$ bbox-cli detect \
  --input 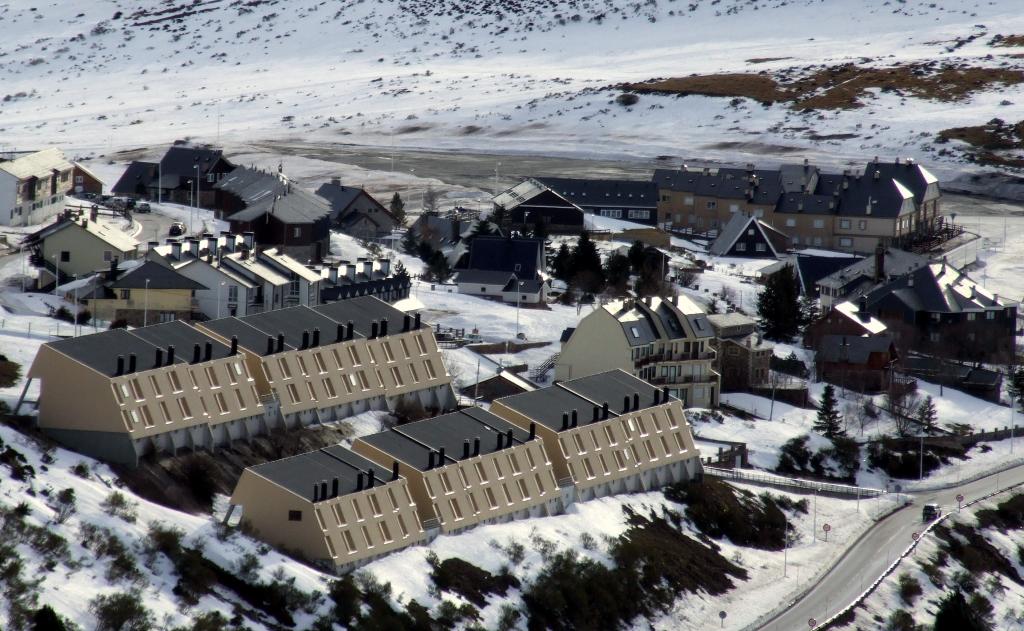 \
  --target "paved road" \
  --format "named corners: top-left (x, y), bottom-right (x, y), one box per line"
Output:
top-left (131, 208), bottom-right (177, 244)
top-left (761, 466), bottom-right (1024, 630)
